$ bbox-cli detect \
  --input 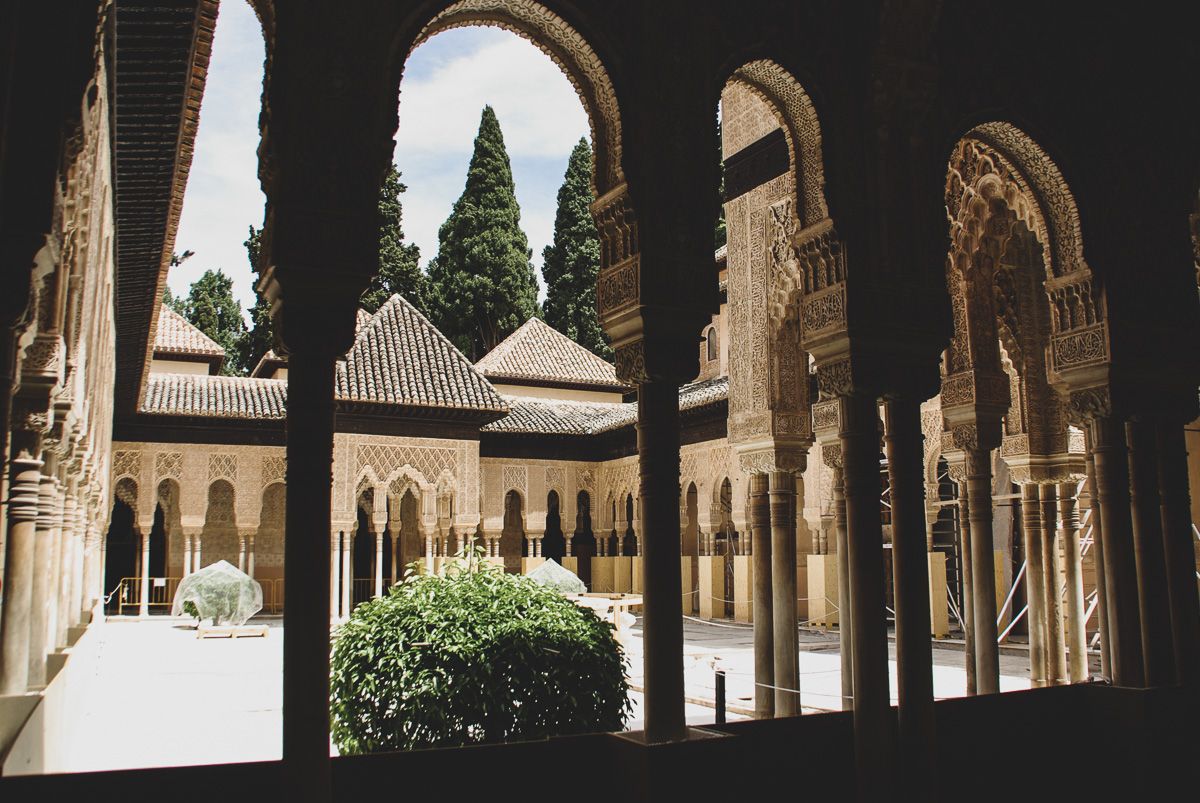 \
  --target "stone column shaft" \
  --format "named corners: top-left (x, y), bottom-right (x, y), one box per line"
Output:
top-left (194, 533), bottom-right (202, 573)
top-left (884, 396), bottom-right (936, 791)
top-left (330, 531), bottom-right (340, 620)
top-left (1085, 445), bottom-right (1112, 680)
top-left (55, 490), bottom-right (75, 646)
top-left (957, 492), bottom-right (975, 695)
top-left (840, 393), bottom-right (894, 795)
top-left (29, 472), bottom-right (59, 684)
top-left (183, 533), bottom-right (193, 578)
top-left (1040, 484), bottom-right (1067, 684)
top-left (1021, 484), bottom-right (1047, 688)
top-left (238, 533), bottom-right (248, 573)
top-left (1059, 482), bottom-right (1088, 683)
top-left (749, 473), bottom-right (773, 719)
top-left (770, 470), bottom-right (799, 716)
top-left (247, 534), bottom-right (256, 578)
top-left (340, 531), bottom-right (351, 618)
top-left (833, 465), bottom-right (853, 710)
top-left (965, 448), bottom-right (999, 694)
top-left (0, 452), bottom-right (43, 693)
top-left (1126, 420), bottom-right (1173, 685)
top-left (281, 349), bottom-right (336, 792)
top-left (374, 530), bottom-right (385, 597)
top-left (139, 525), bottom-right (151, 617)
top-left (637, 381), bottom-right (686, 743)
top-left (1155, 421), bottom-right (1200, 685)
top-left (1090, 416), bottom-right (1144, 686)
